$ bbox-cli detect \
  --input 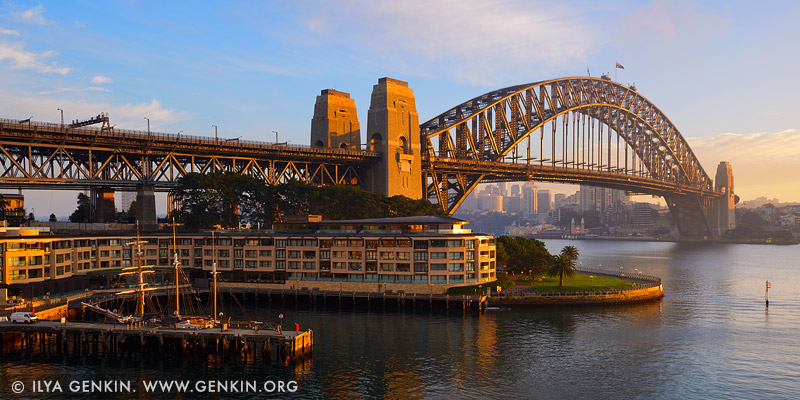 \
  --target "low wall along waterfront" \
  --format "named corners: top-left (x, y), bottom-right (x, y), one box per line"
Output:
top-left (490, 269), bottom-right (664, 306)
